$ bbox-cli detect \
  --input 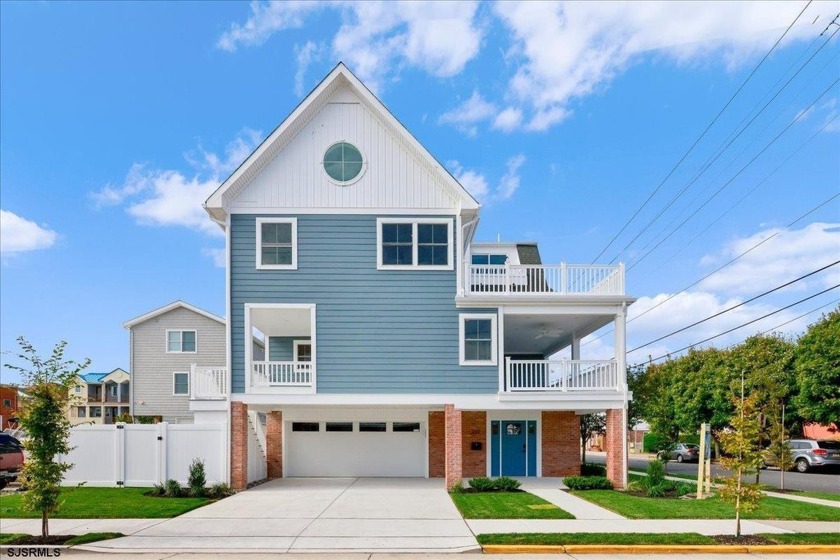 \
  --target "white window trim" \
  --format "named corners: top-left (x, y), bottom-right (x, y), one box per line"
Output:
top-left (165, 329), bottom-right (198, 354)
top-left (459, 313), bottom-right (498, 366)
top-left (294, 339), bottom-right (312, 362)
top-left (173, 371), bottom-right (190, 396)
top-left (256, 217), bottom-right (298, 270)
top-left (376, 217), bottom-right (453, 270)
